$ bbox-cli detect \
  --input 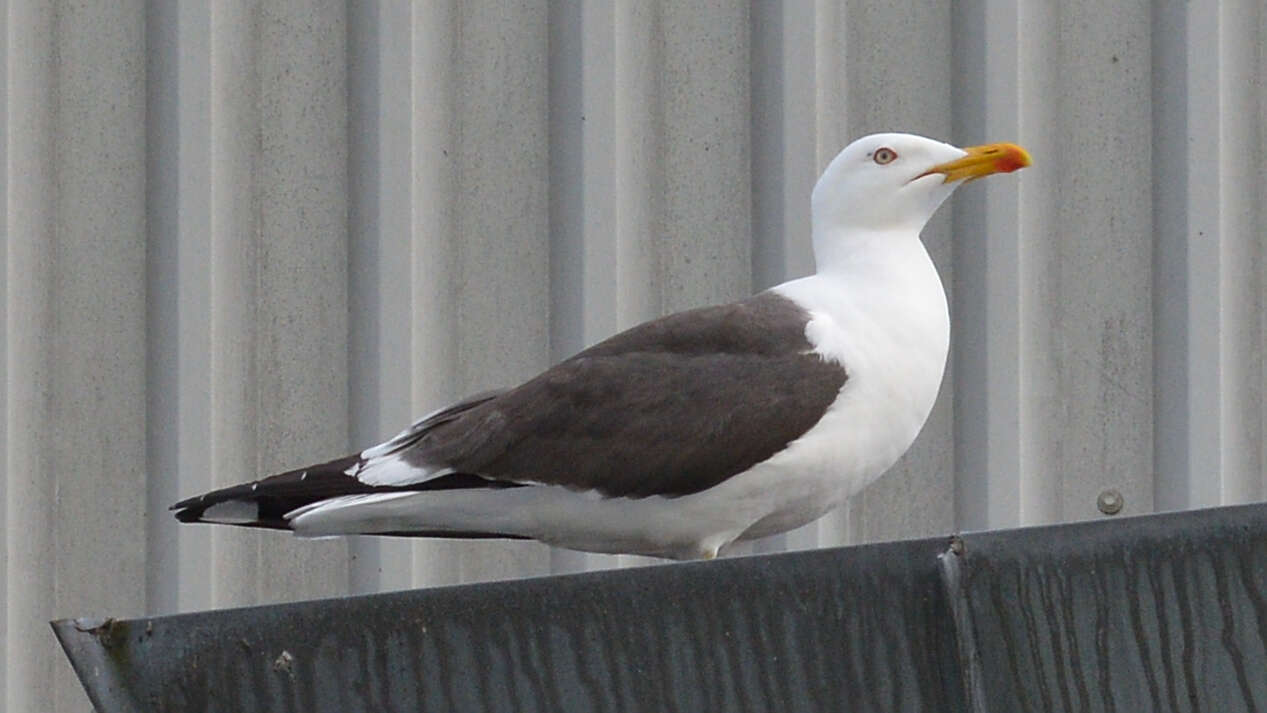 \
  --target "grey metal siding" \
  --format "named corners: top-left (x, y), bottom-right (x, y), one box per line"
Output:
top-left (3, 2), bottom-right (1264, 710)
